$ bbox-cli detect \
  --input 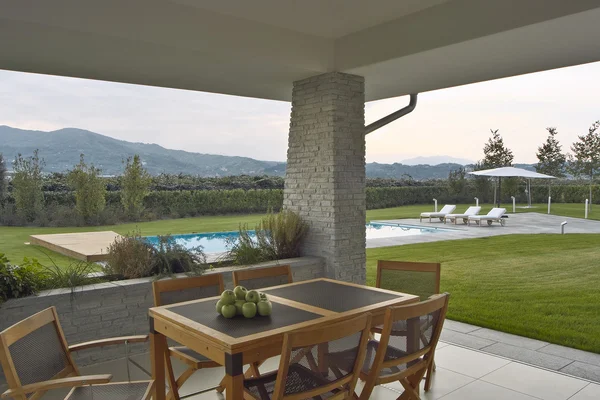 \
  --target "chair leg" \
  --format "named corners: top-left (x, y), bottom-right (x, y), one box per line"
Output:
top-left (424, 360), bottom-right (435, 392)
top-left (165, 354), bottom-right (180, 400)
top-left (358, 376), bottom-right (377, 400)
top-left (216, 361), bottom-right (263, 393)
top-left (166, 367), bottom-right (195, 400)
